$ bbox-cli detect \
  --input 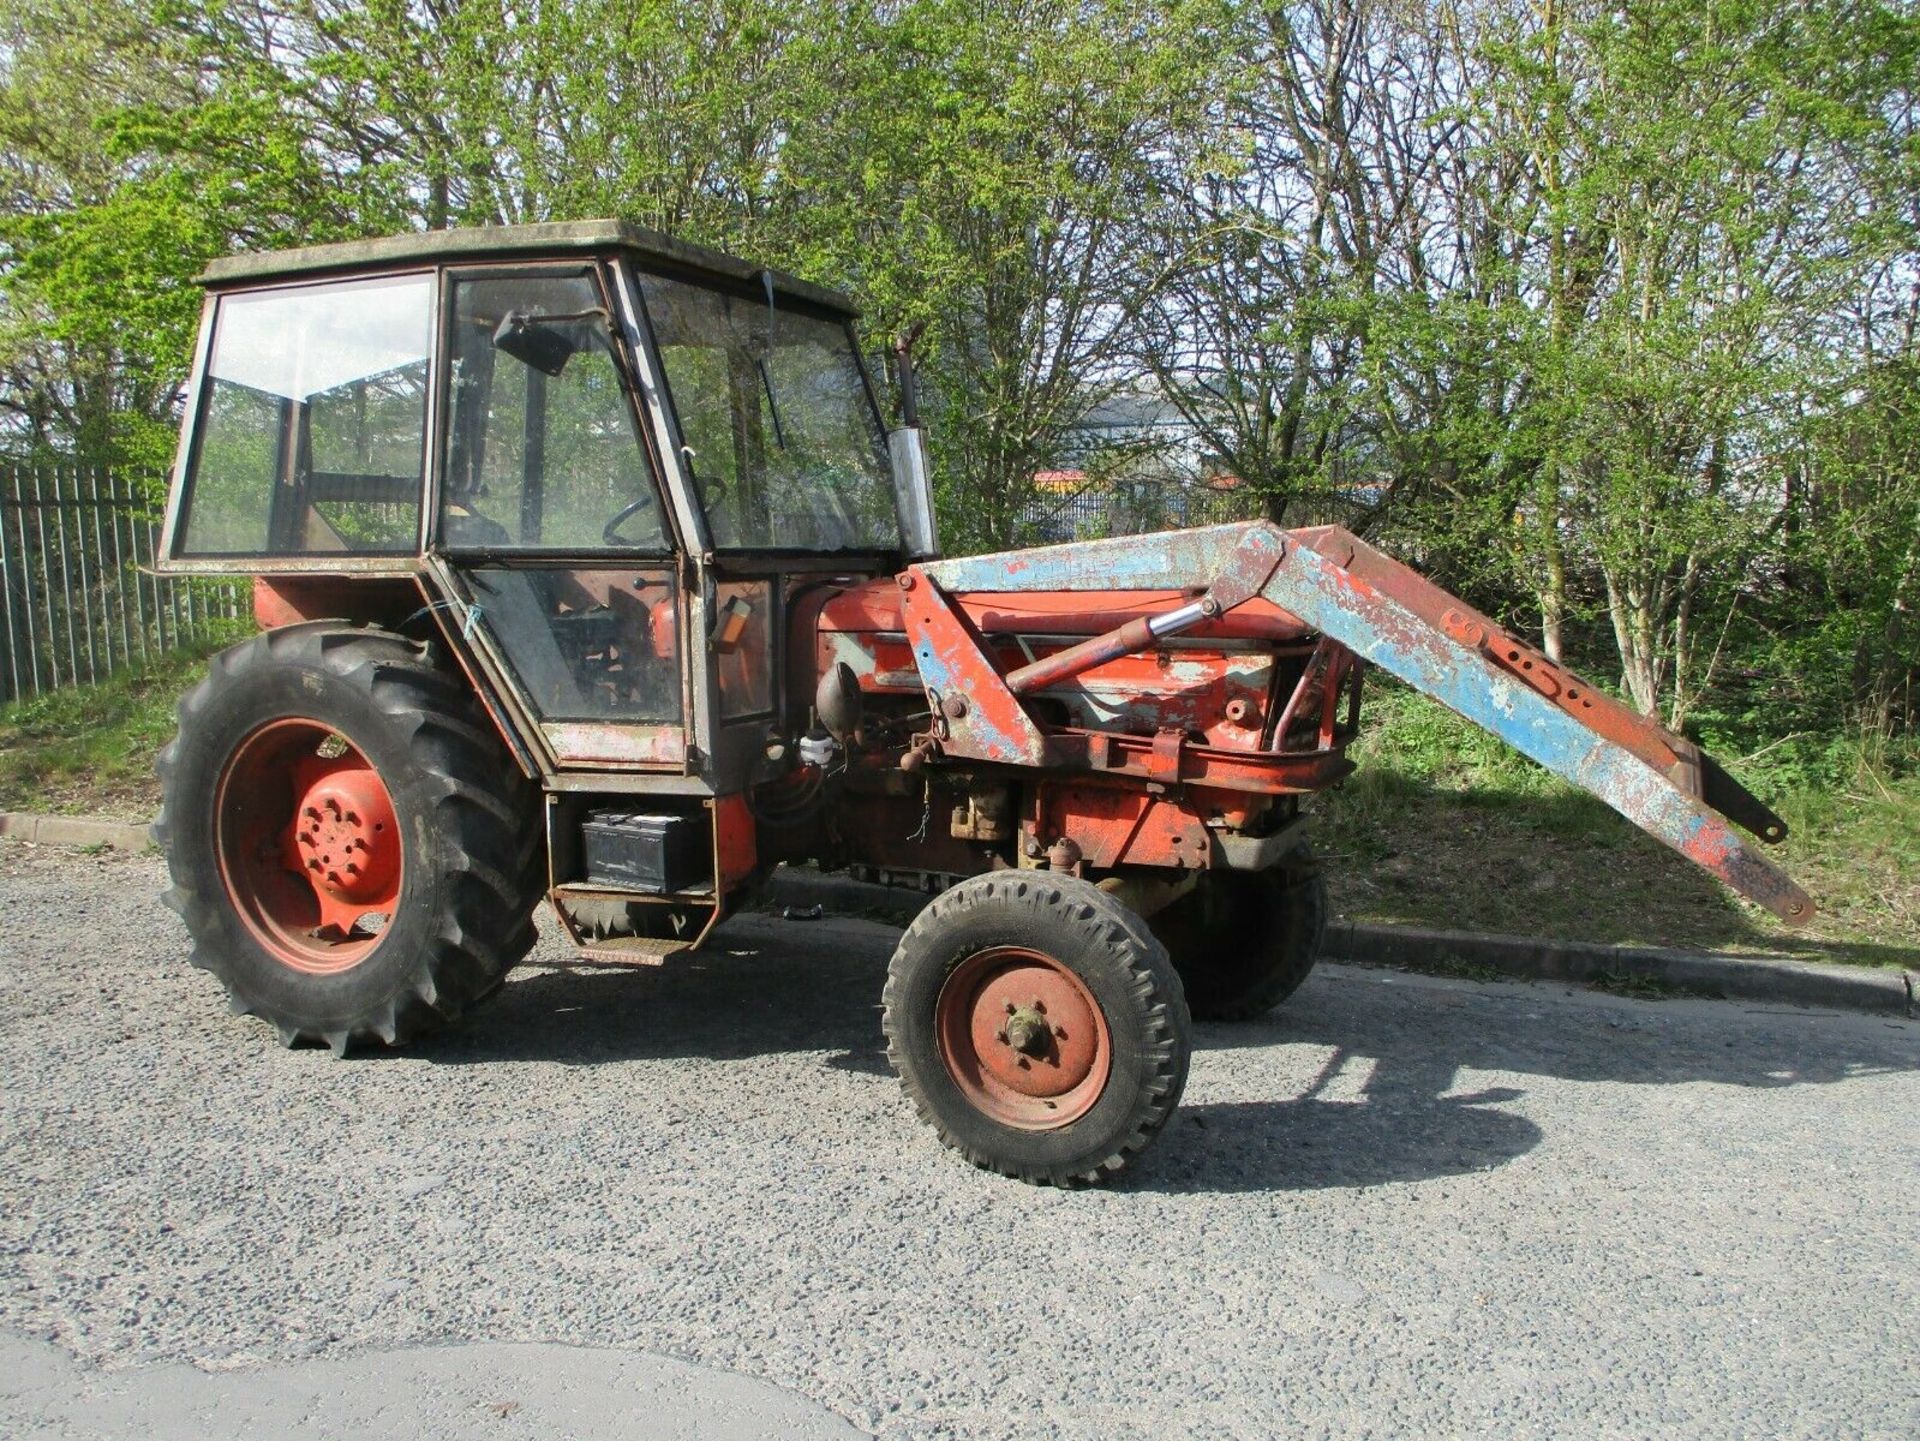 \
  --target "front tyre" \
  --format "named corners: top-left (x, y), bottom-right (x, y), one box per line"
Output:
top-left (882, 872), bottom-right (1191, 1186)
top-left (155, 624), bottom-right (544, 1054)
